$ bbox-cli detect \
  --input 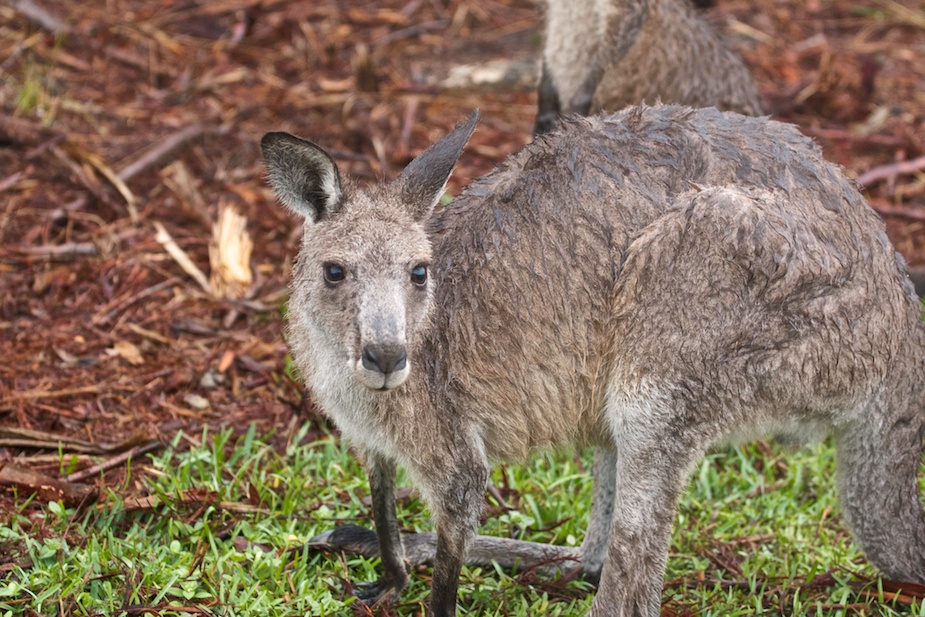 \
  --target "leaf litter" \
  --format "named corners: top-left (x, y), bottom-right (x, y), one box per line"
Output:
top-left (0, 0), bottom-right (924, 613)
